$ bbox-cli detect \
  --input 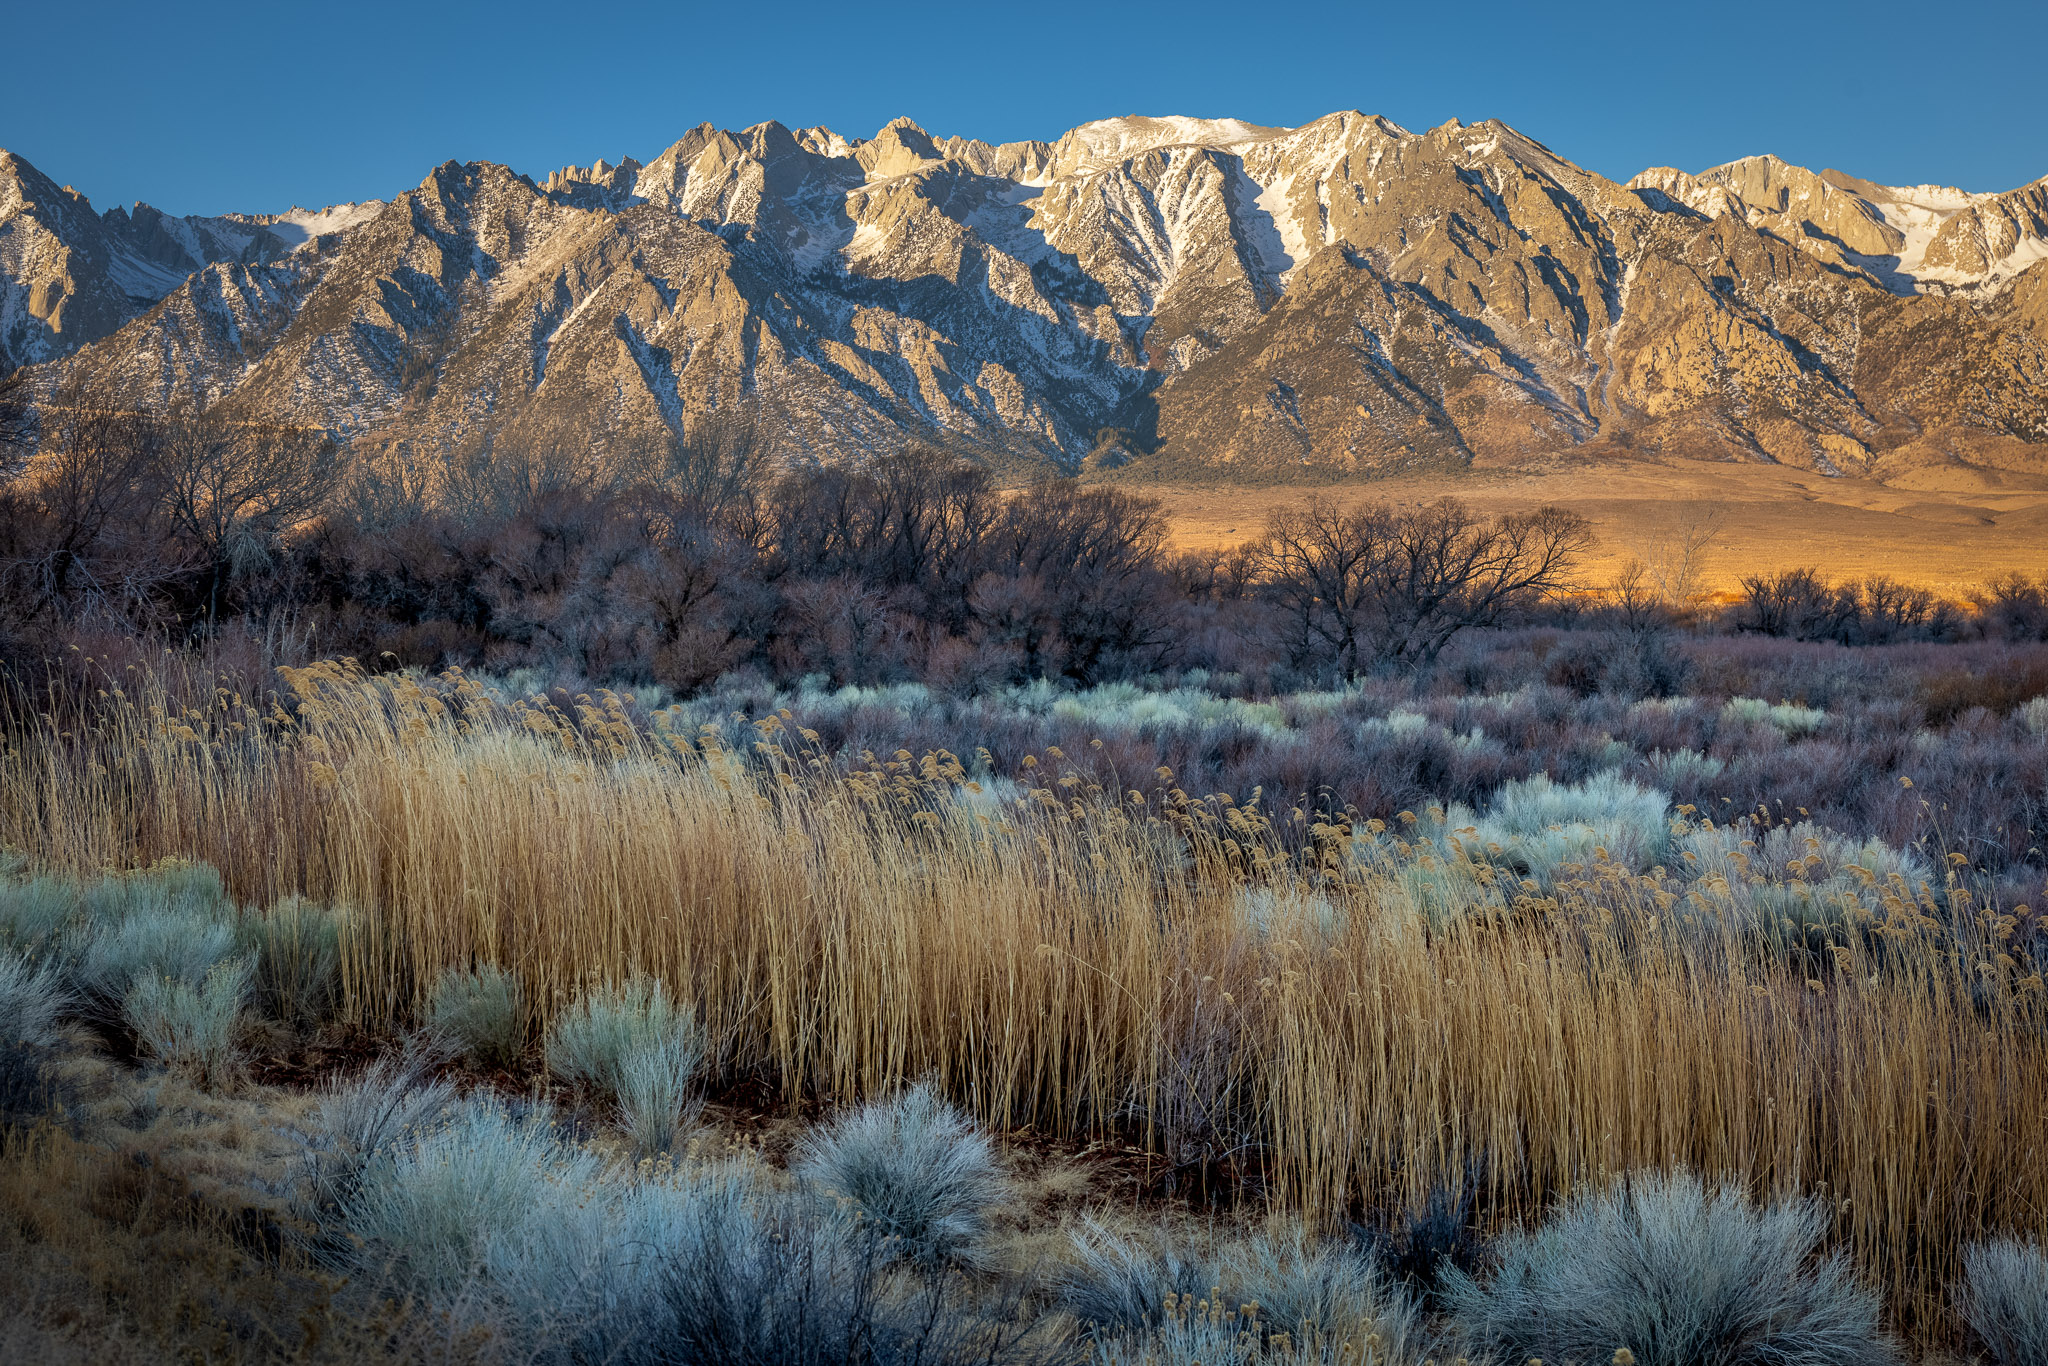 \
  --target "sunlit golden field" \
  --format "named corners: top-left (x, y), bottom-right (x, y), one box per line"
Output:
top-left (1140, 458), bottom-right (2048, 595)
